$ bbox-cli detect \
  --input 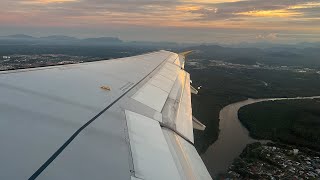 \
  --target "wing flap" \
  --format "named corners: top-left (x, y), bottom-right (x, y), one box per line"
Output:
top-left (130, 52), bottom-right (195, 143)
top-left (125, 110), bottom-right (181, 180)
top-left (132, 83), bottom-right (169, 112)
top-left (162, 129), bottom-right (212, 180)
